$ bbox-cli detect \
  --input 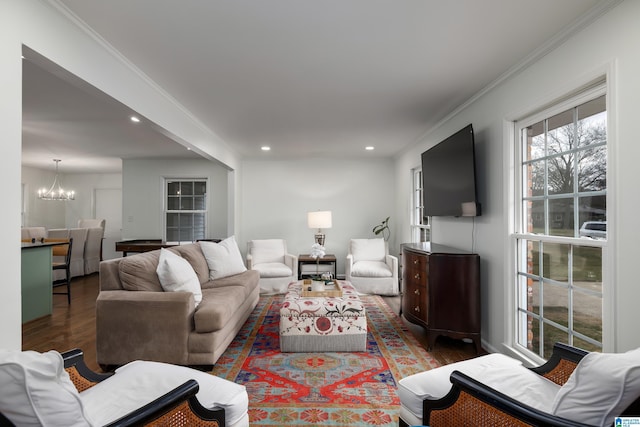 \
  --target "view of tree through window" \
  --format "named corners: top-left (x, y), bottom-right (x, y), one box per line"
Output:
top-left (516, 92), bottom-right (606, 359)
